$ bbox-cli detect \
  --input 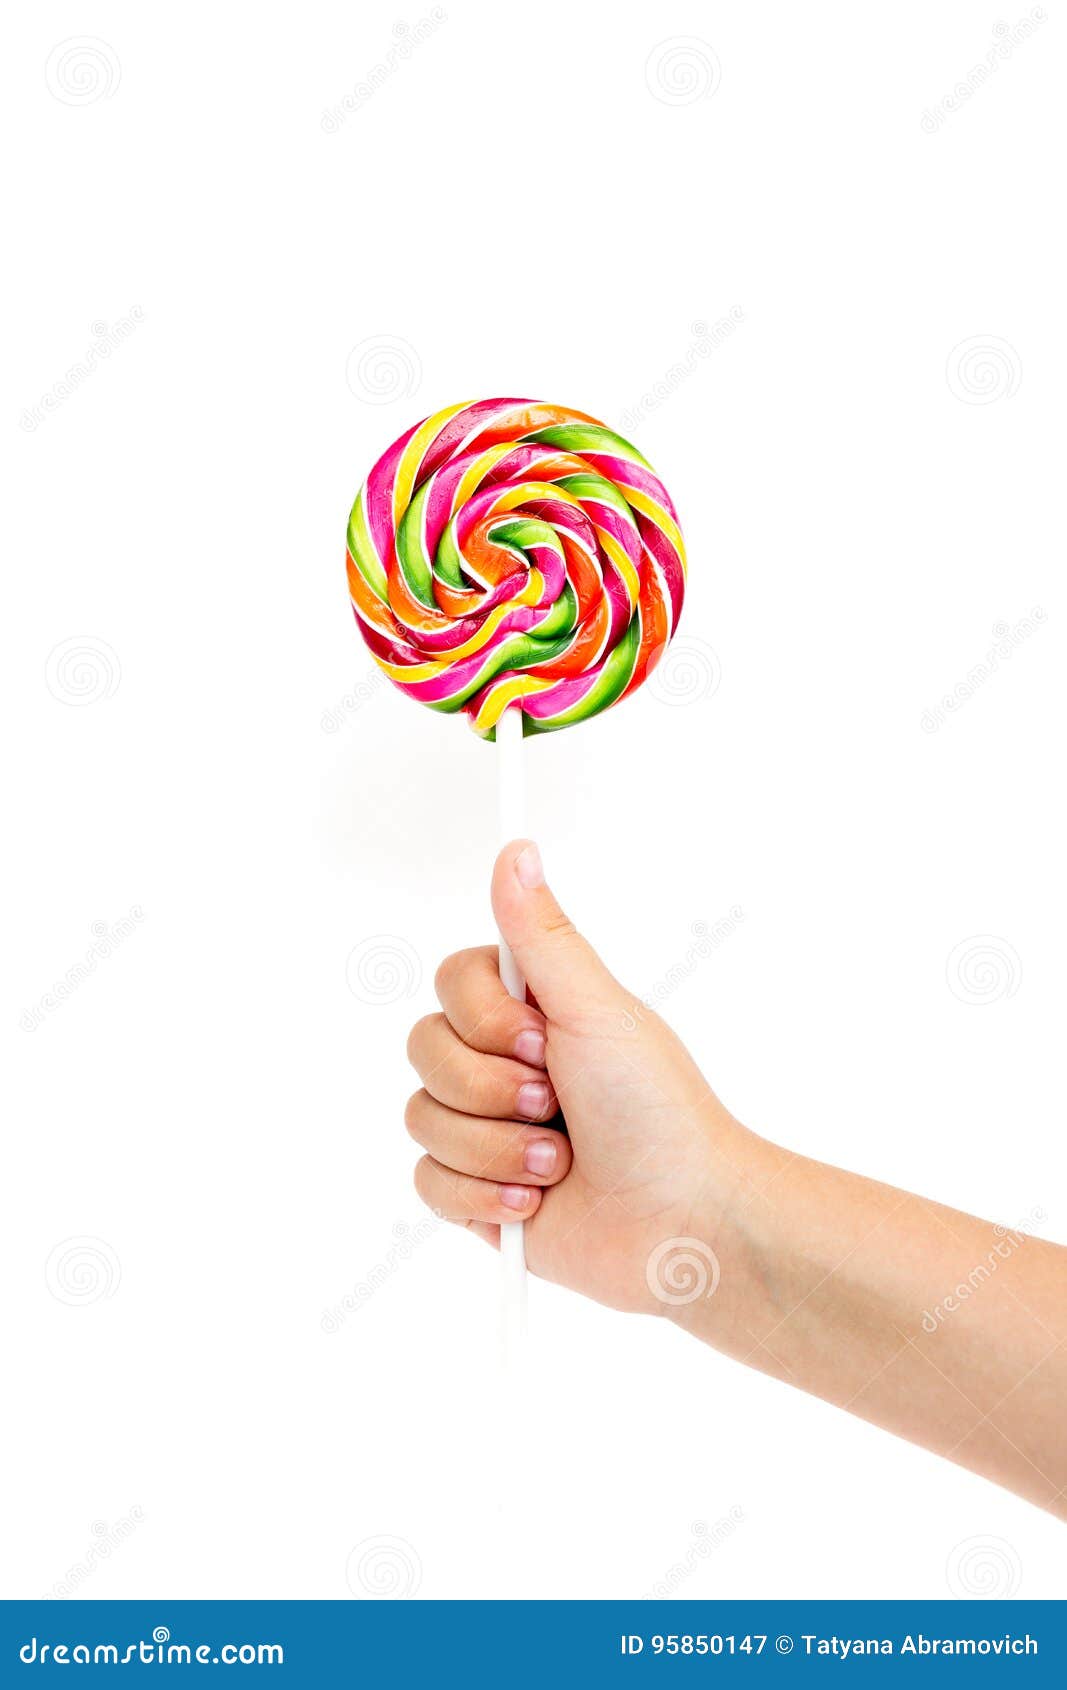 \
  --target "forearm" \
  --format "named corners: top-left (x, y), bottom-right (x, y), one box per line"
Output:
top-left (675, 1123), bottom-right (1067, 1517)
